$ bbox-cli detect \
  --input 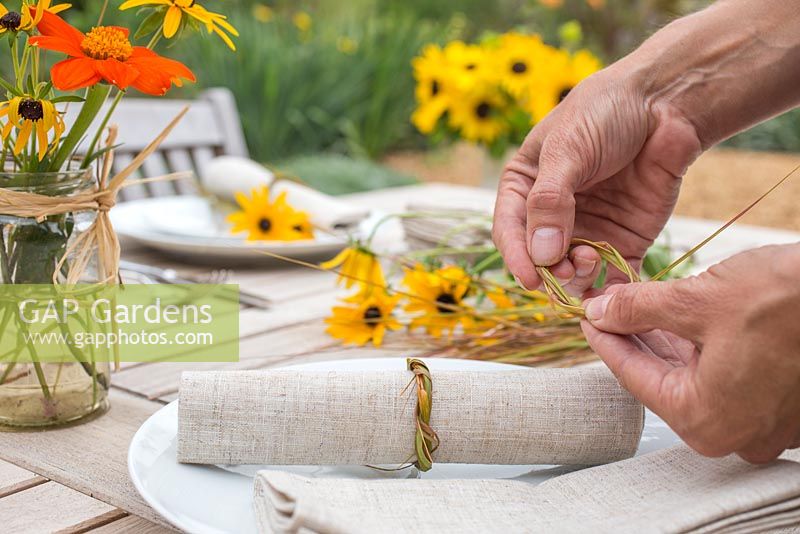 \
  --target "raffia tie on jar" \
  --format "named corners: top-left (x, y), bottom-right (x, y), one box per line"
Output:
top-left (0, 108), bottom-right (191, 284)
